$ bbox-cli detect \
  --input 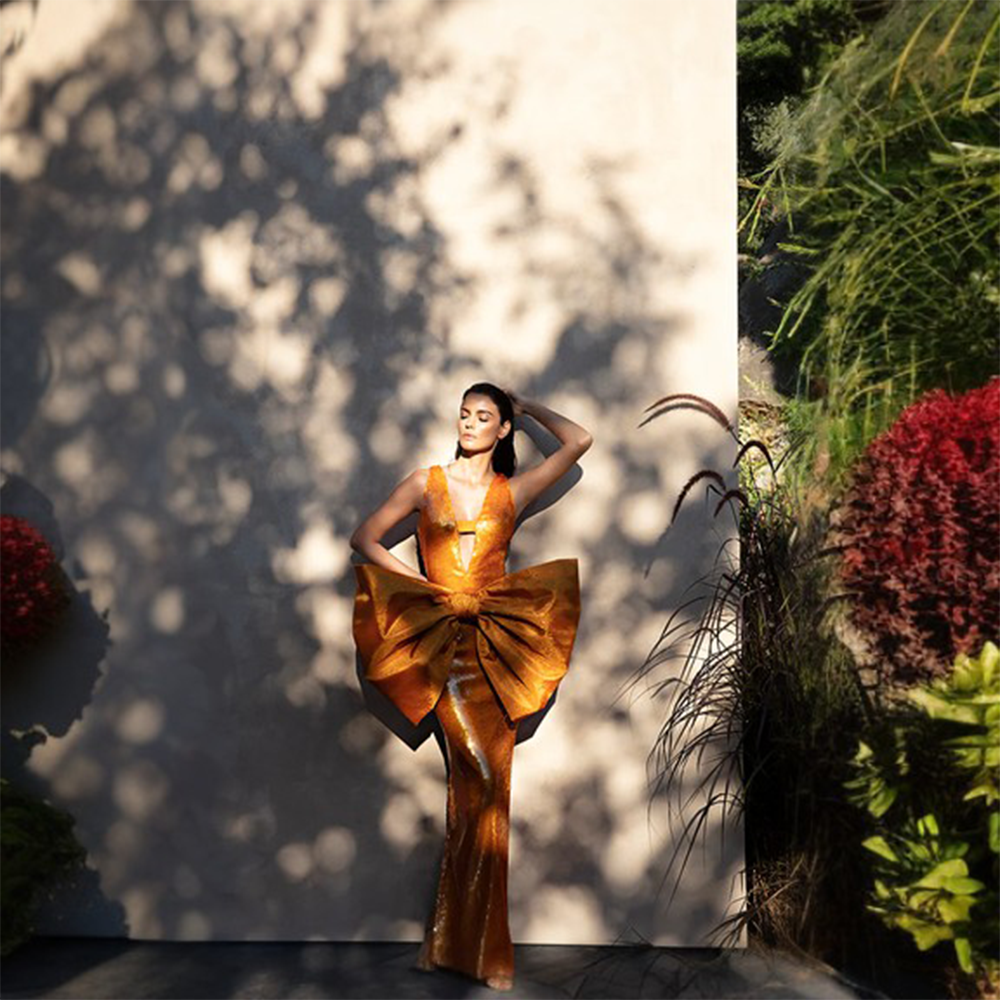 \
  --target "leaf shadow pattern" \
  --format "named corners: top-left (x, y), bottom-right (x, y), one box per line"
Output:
top-left (1, 0), bottom-right (470, 949)
top-left (0, 0), bottom-right (737, 953)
